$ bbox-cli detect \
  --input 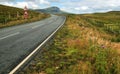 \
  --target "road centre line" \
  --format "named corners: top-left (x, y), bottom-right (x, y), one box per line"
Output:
top-left (0, 32), bottom-right (20, 40)
top-left (32, 25), bottom-right (41, 29)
